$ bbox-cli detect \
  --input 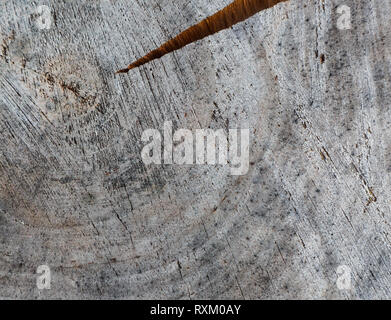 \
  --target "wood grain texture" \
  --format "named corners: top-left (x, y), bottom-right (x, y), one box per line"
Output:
top-left (1, 0), bottom-right (391, 299)
top-left (117, 0), bottom-right (288, 72)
